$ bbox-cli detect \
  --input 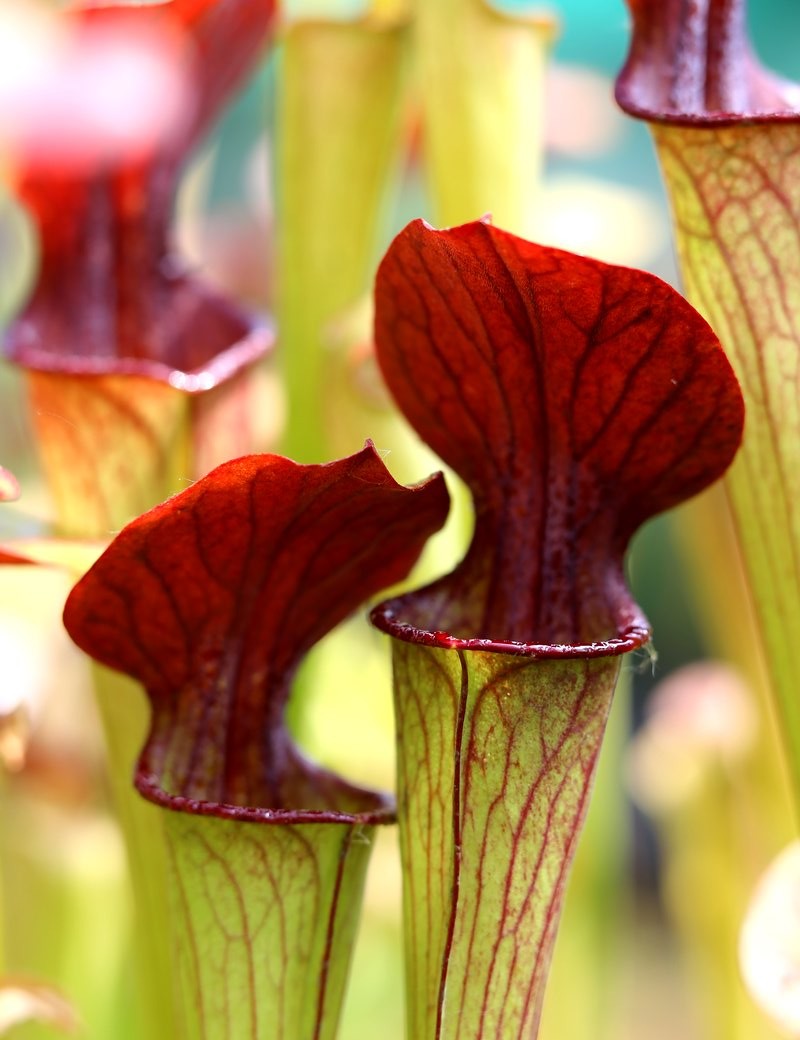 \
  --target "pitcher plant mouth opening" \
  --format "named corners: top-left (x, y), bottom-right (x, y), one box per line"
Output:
top-left (370, 600), bottom-right (651, 659)
top-left (5, 304), bottom-right (274, 391)
top-left (4, 0), bottom-right (277, 386)
top-left (134, 746), bottom-right (396, 827)
top-left (372, 218), bottom-right (744, 651)
top-left (63, 443), bottom-right (450, 822)
top-left (368, 216), bottom-right (744, 1040)
top-left (615, 0), bottom-right (800, 124)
